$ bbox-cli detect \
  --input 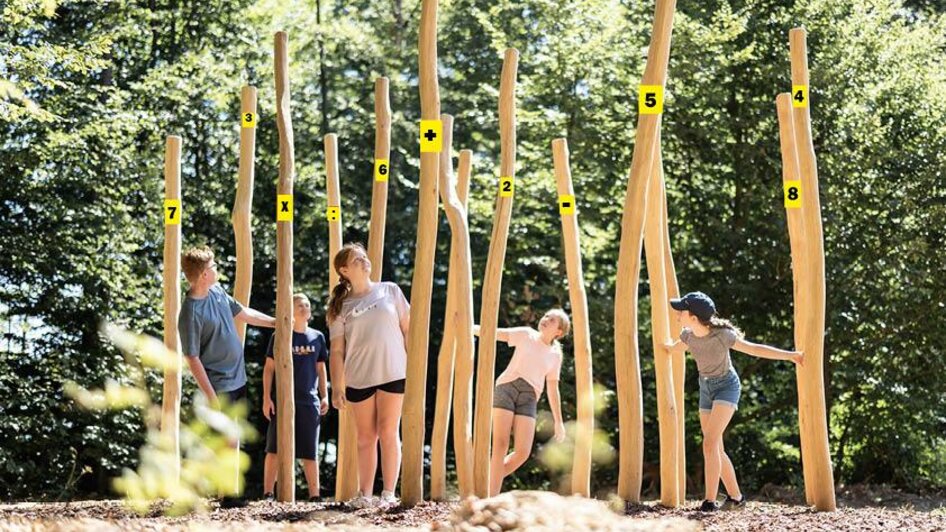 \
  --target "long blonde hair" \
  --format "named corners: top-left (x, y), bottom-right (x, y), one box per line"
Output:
top-left (326, 243), bottom-right (366, 324)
